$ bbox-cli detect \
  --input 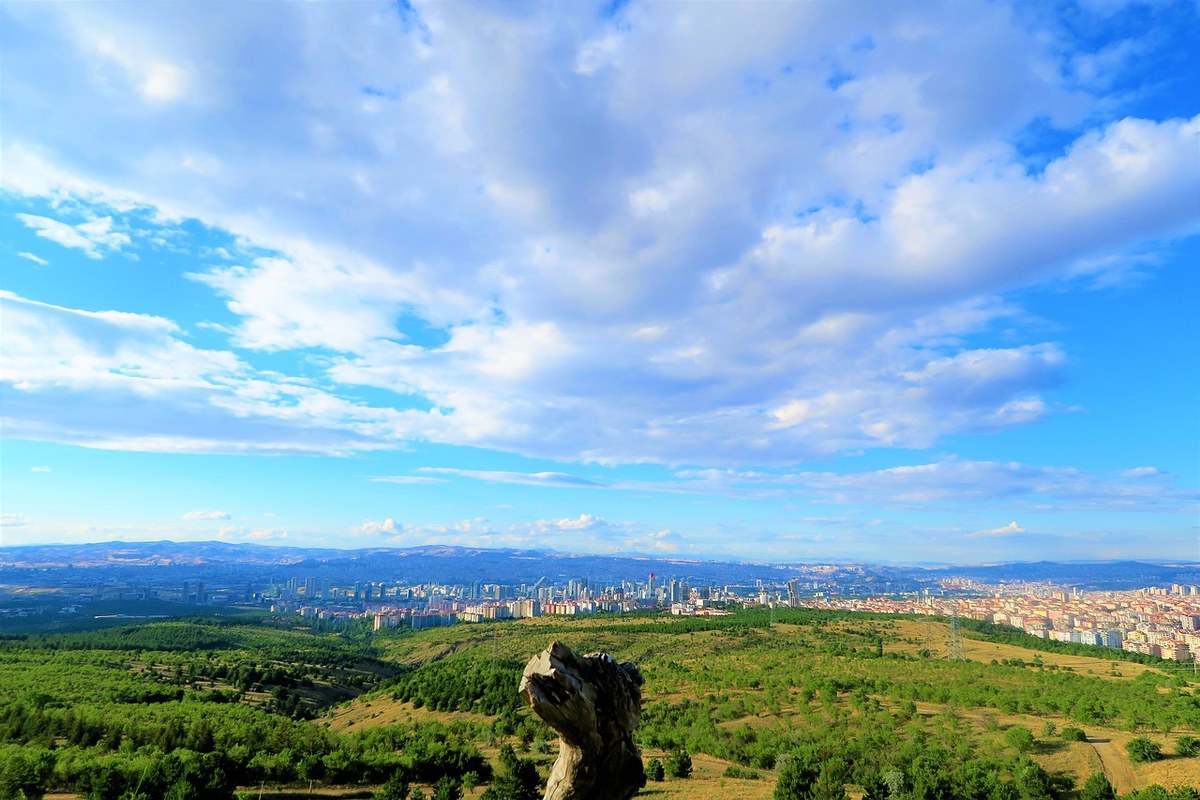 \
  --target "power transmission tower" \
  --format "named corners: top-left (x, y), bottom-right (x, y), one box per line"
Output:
top-left (946, 612), bottom-right (965, 661)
